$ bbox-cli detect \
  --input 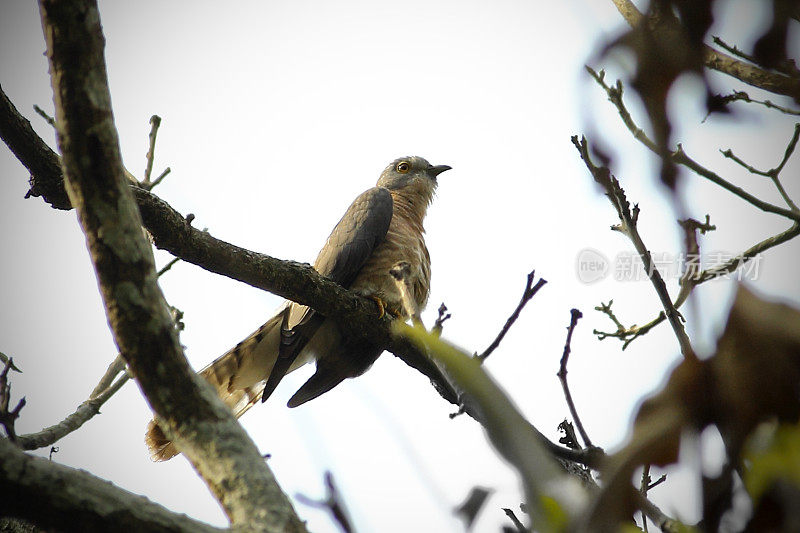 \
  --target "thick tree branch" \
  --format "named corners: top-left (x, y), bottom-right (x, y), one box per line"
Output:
top-left (36, 1), bottom-right (305, 531)
top-left (0, 439), bottom-right (224, 533)
top-left (0, 84), bottom-right (70, 209)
